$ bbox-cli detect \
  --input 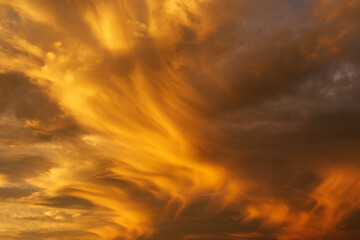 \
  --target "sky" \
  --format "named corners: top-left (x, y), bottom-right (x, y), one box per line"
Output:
top-left (0, 0), bottom-right (359, 239)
